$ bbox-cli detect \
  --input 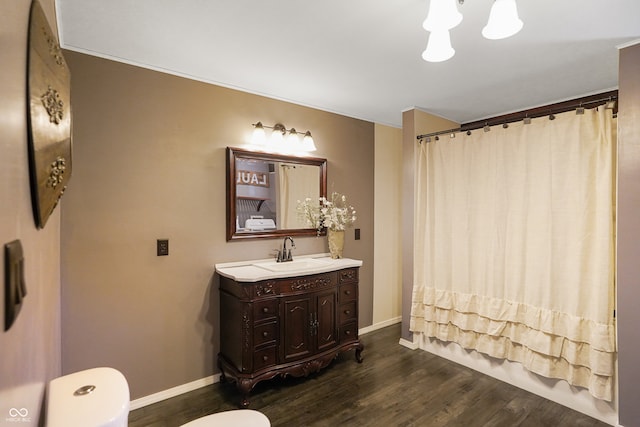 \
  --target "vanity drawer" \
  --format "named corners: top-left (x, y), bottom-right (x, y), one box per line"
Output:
top-left (338, 283), bottom-right (357, 303)
top-left (253, 299), bottom-right (278, 321)
top-left (253, 321), bottom-right (277, 347)
top-left (253, 346), bottom-right (277, 371)
top-left (339, 268), bottom-right (358, 284)
top-left (339, 301), bottom-right (357, 324)
top-left (339, 322), bottom-right (358, 343)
